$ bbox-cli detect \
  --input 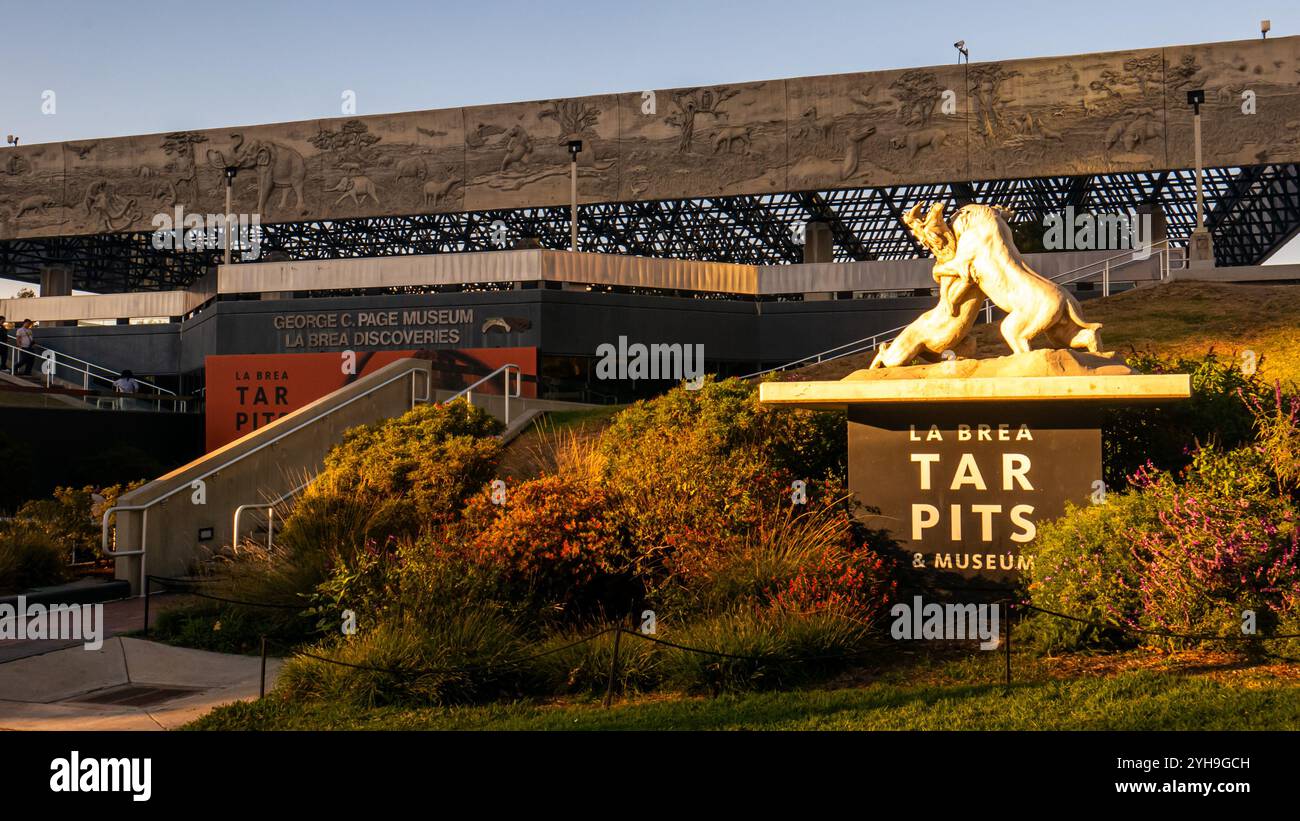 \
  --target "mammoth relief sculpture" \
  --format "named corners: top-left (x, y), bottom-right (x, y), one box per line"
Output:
top-left (326, 174), bottom-right (381, 206)
top-left (206, 134), bottom-right (307, 216)
top-left (870, 202), bottom-right (1103, 369)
